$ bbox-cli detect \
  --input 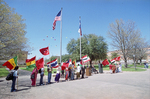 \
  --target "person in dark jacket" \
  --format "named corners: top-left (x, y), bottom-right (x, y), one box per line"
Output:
top-left (11, 66), bottom-right (19, 92)
top-left (81, 65), bottom-right (86, 78)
